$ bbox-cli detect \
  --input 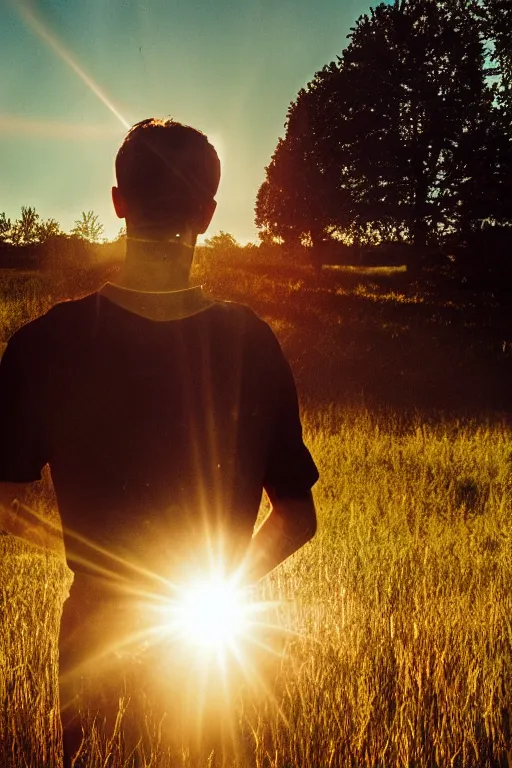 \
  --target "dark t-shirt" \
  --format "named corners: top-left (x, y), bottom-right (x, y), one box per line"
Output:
top-left (0, 293), bottom-right (318, 579)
